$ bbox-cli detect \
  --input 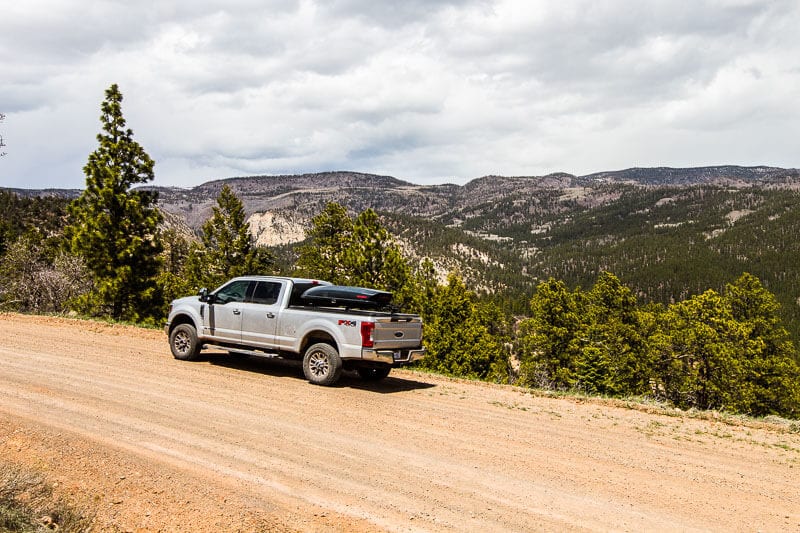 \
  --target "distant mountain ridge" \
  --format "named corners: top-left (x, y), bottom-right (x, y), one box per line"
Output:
top-left (148, 166), bottom-right (798, 225)
top-left (2, 188), bottom-right (82, 198)
top-left (583, 165), bottom-right (794, 186)
top-left (7, 164), bottom-right (798, 201)
top-left (6, 164), bottom-right (800, 246)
